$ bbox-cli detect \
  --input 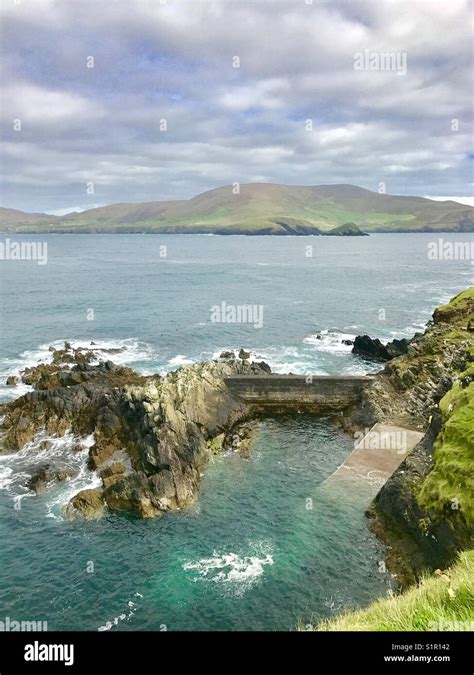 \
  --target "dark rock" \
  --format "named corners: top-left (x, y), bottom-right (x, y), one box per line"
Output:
top-left (6, 375), bottom-right (18, 385)
top-left (254, 361), bottom-right (271, 374)
top-left (352, 335), bottom-right (393, 360)
top-left (219, 351), bottom-right (234, 359)
top-left (342, 339), bottom-right (353, 346)
top-left (352, 335), bottom-right (411, 361)
top-left (26, 464), bottom-right (73, 495)
top-left (26, 465), bottom-right (54, 495)
top-left (238, 349), bottom-right (250, 360)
